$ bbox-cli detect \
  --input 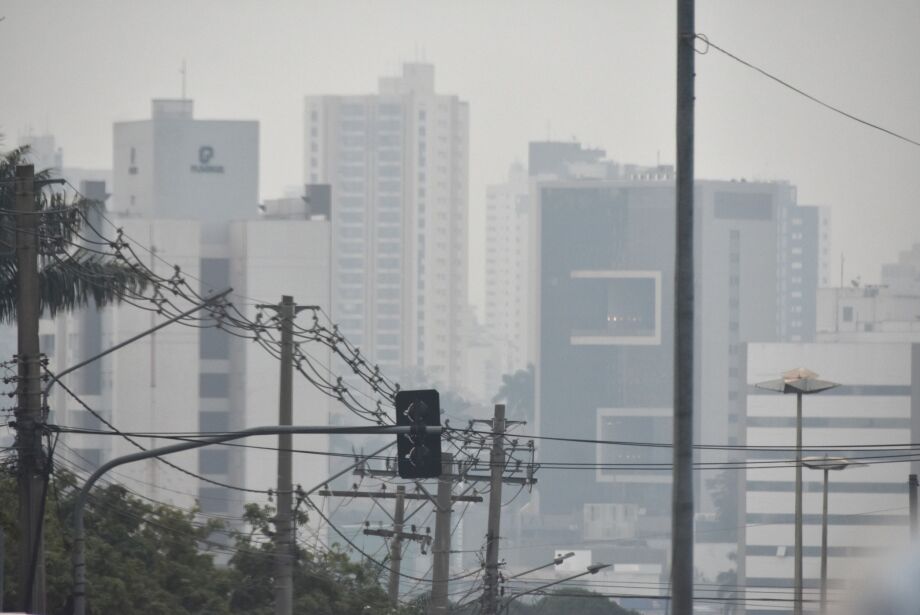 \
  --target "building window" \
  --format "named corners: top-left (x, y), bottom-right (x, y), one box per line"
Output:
top-left (199, 373), bottom-right (229, 398)
top-left (200, 411), bottom-right (229, 433)
top-left (569, 271), bottom-right (662, 346)
top-left (842, 306), bottom-right (854, 322)
top-left (198, 487), bottom-right (230, 513)
top-left (199, 449), bottom-right (228, 474)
